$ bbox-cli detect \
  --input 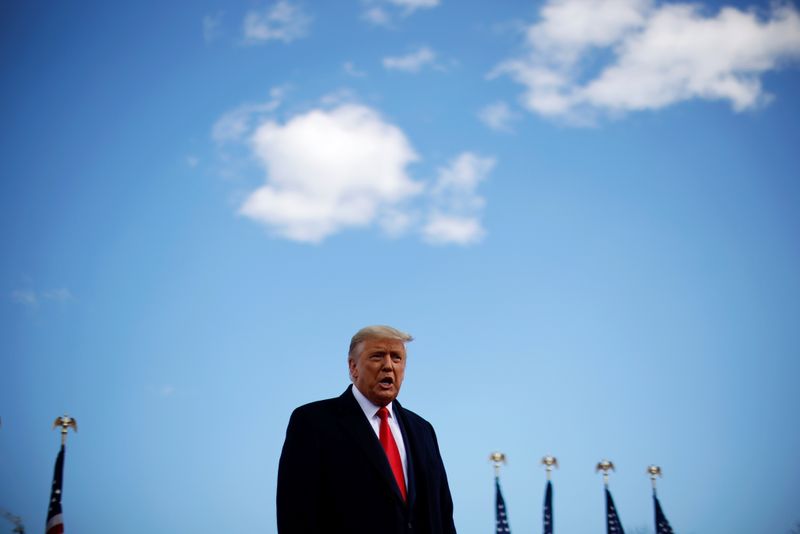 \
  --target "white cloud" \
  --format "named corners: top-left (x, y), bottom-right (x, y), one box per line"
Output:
top-left (212, 87), bottom-right (285, 143)
top-left (388, 0), bottom-right (440, 11)
top-left (42, 288), bottom-right (72, 301)
top-left (361, 0), bottom-right (439, 26)
top-left (243, 1), bottom-right (311, 44)
top-left (11, 290), bottom-right (37, 307)
top-left (319, 88), bottom-right (360, 107)
top-left (343, 61), bottom-right (367, 77)
top-left (11, 288), bottom-right (72, 308)
top-left (363, 6), bottom-right (392, 26)
top-left (383, 47), bottom-right (436, 72)
top-left (422, 214), bottom-right (485, 245)
top-left (239, 104), bottom-right (422, 243)
top-left (495, 0), bottom-right (800, 122)
top-left (203, 12), bottom-right (224, 43)
top-left (478, 101), bottom-right (518, 132)
top-left (422, 152), bottom-right (495, 245)
top-left (146, 384), bottom-right (178, 398)
top-left (215, 98), bottom-right (495, 245)
top-left (529, 0), bottom-right (651, 58)
top-left (436, 153), bottom-right (489, 188)
top-left (379, 208), bottom-right (415, 236)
